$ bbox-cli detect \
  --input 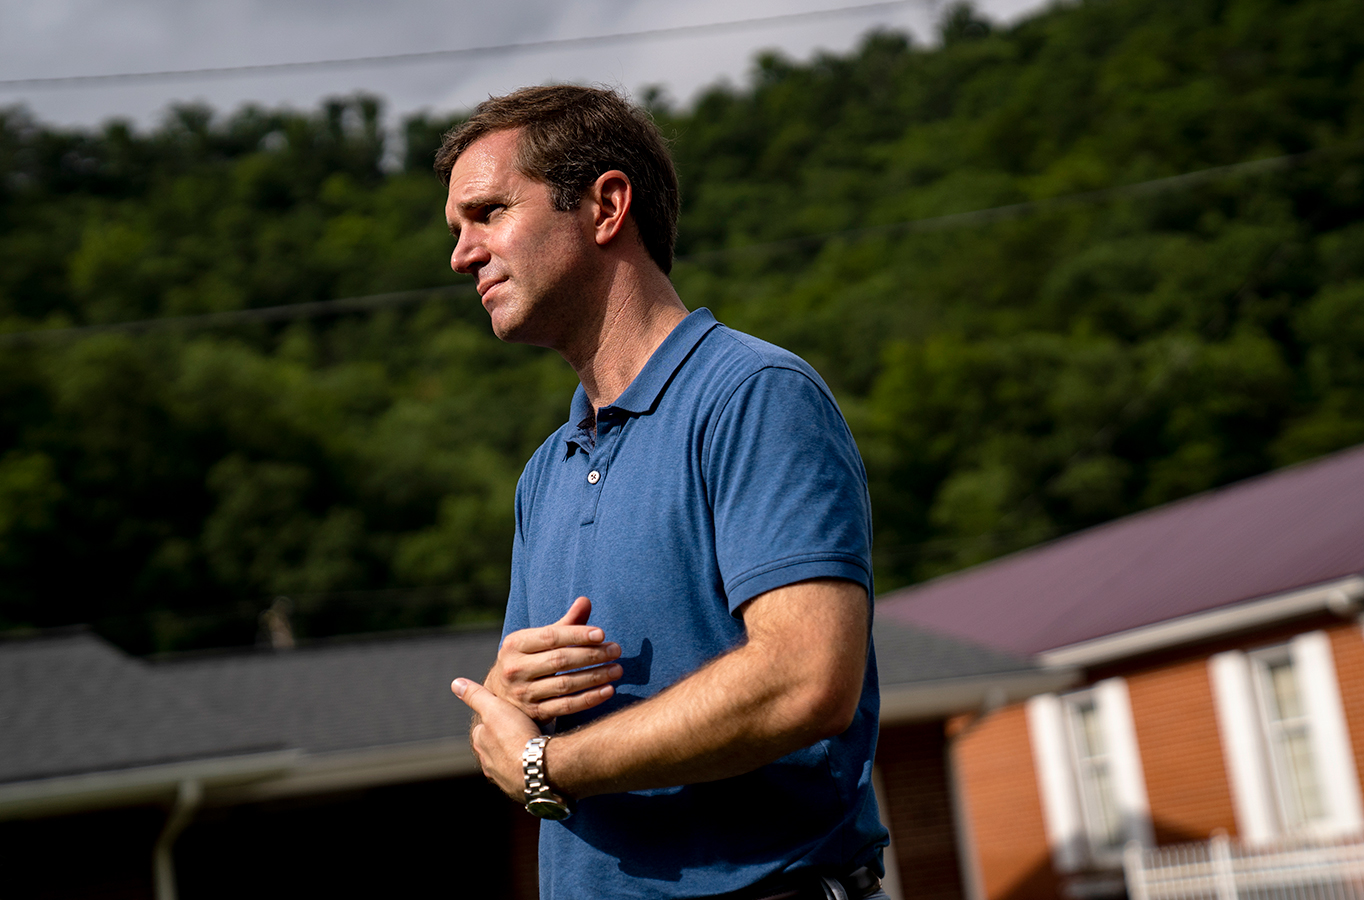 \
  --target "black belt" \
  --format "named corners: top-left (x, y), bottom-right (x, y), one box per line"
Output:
top-left (705, 866), bottom-right (881, 900)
